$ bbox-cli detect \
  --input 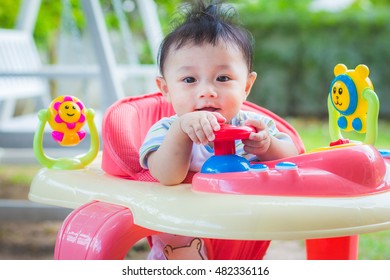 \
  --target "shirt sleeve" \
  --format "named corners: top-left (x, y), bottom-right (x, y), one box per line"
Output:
top-left (139, 116), bottom-right (176, 169)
